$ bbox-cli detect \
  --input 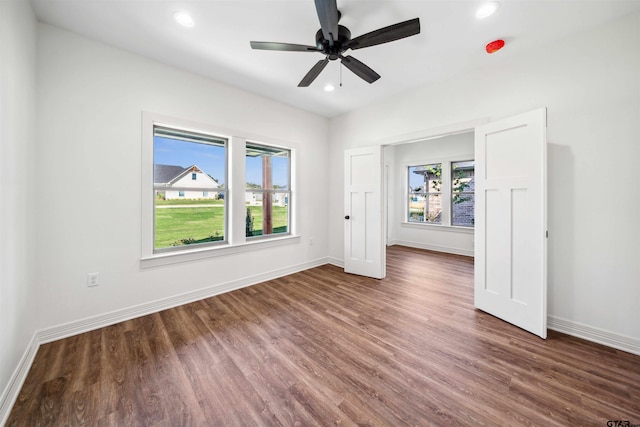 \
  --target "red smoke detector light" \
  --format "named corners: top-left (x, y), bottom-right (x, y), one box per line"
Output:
top-left (485, 39), bottom-right (505, 54)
